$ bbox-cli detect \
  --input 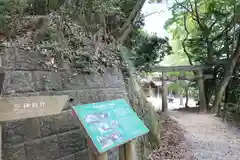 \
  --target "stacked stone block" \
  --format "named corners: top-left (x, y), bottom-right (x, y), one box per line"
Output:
top-left (1, 47), bottom-right (126, 160)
